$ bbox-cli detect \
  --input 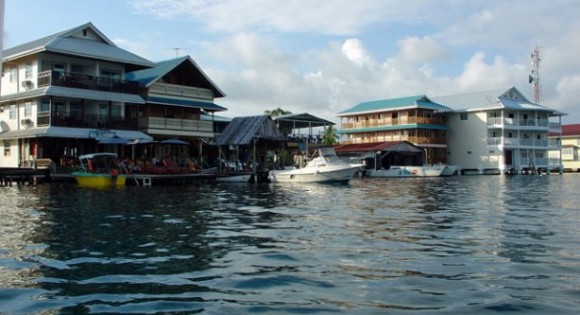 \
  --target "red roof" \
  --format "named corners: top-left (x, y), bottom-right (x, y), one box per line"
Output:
top-left (562, 124), bottom-right (580, 136)
top-left (334, 141), bottom-right (415, 152)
